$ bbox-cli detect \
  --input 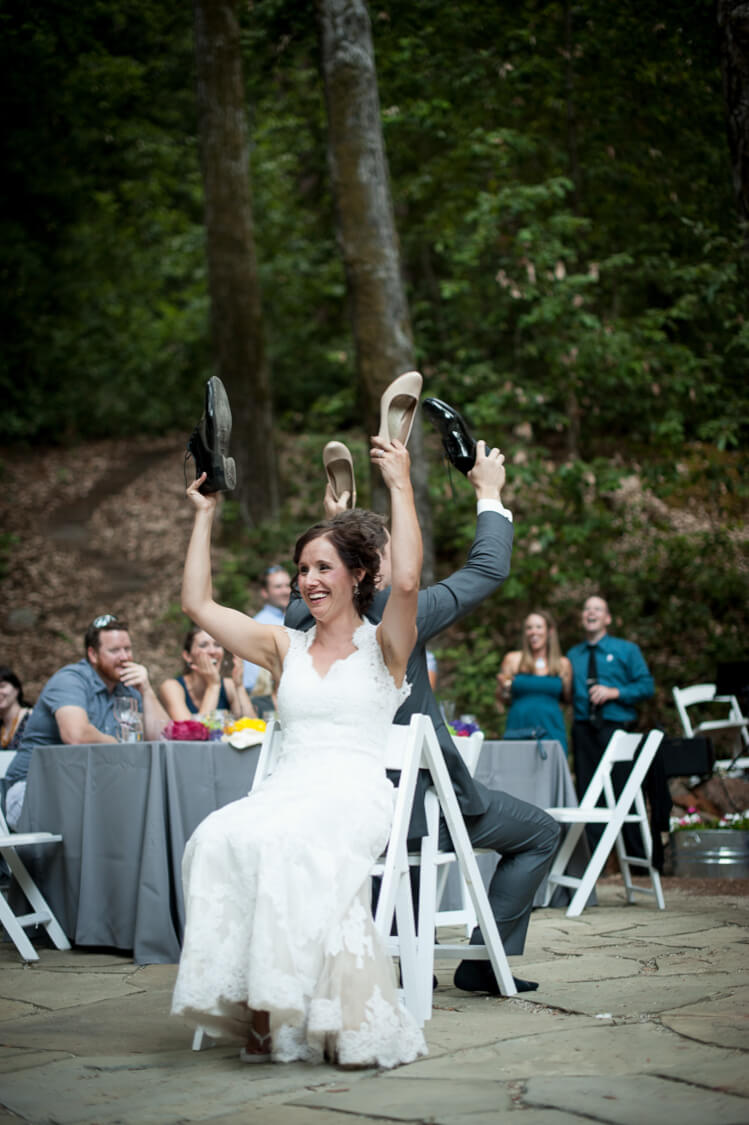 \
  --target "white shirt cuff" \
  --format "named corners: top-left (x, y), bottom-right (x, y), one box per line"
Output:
top-left (477, 498), bottom-right (513, 523)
